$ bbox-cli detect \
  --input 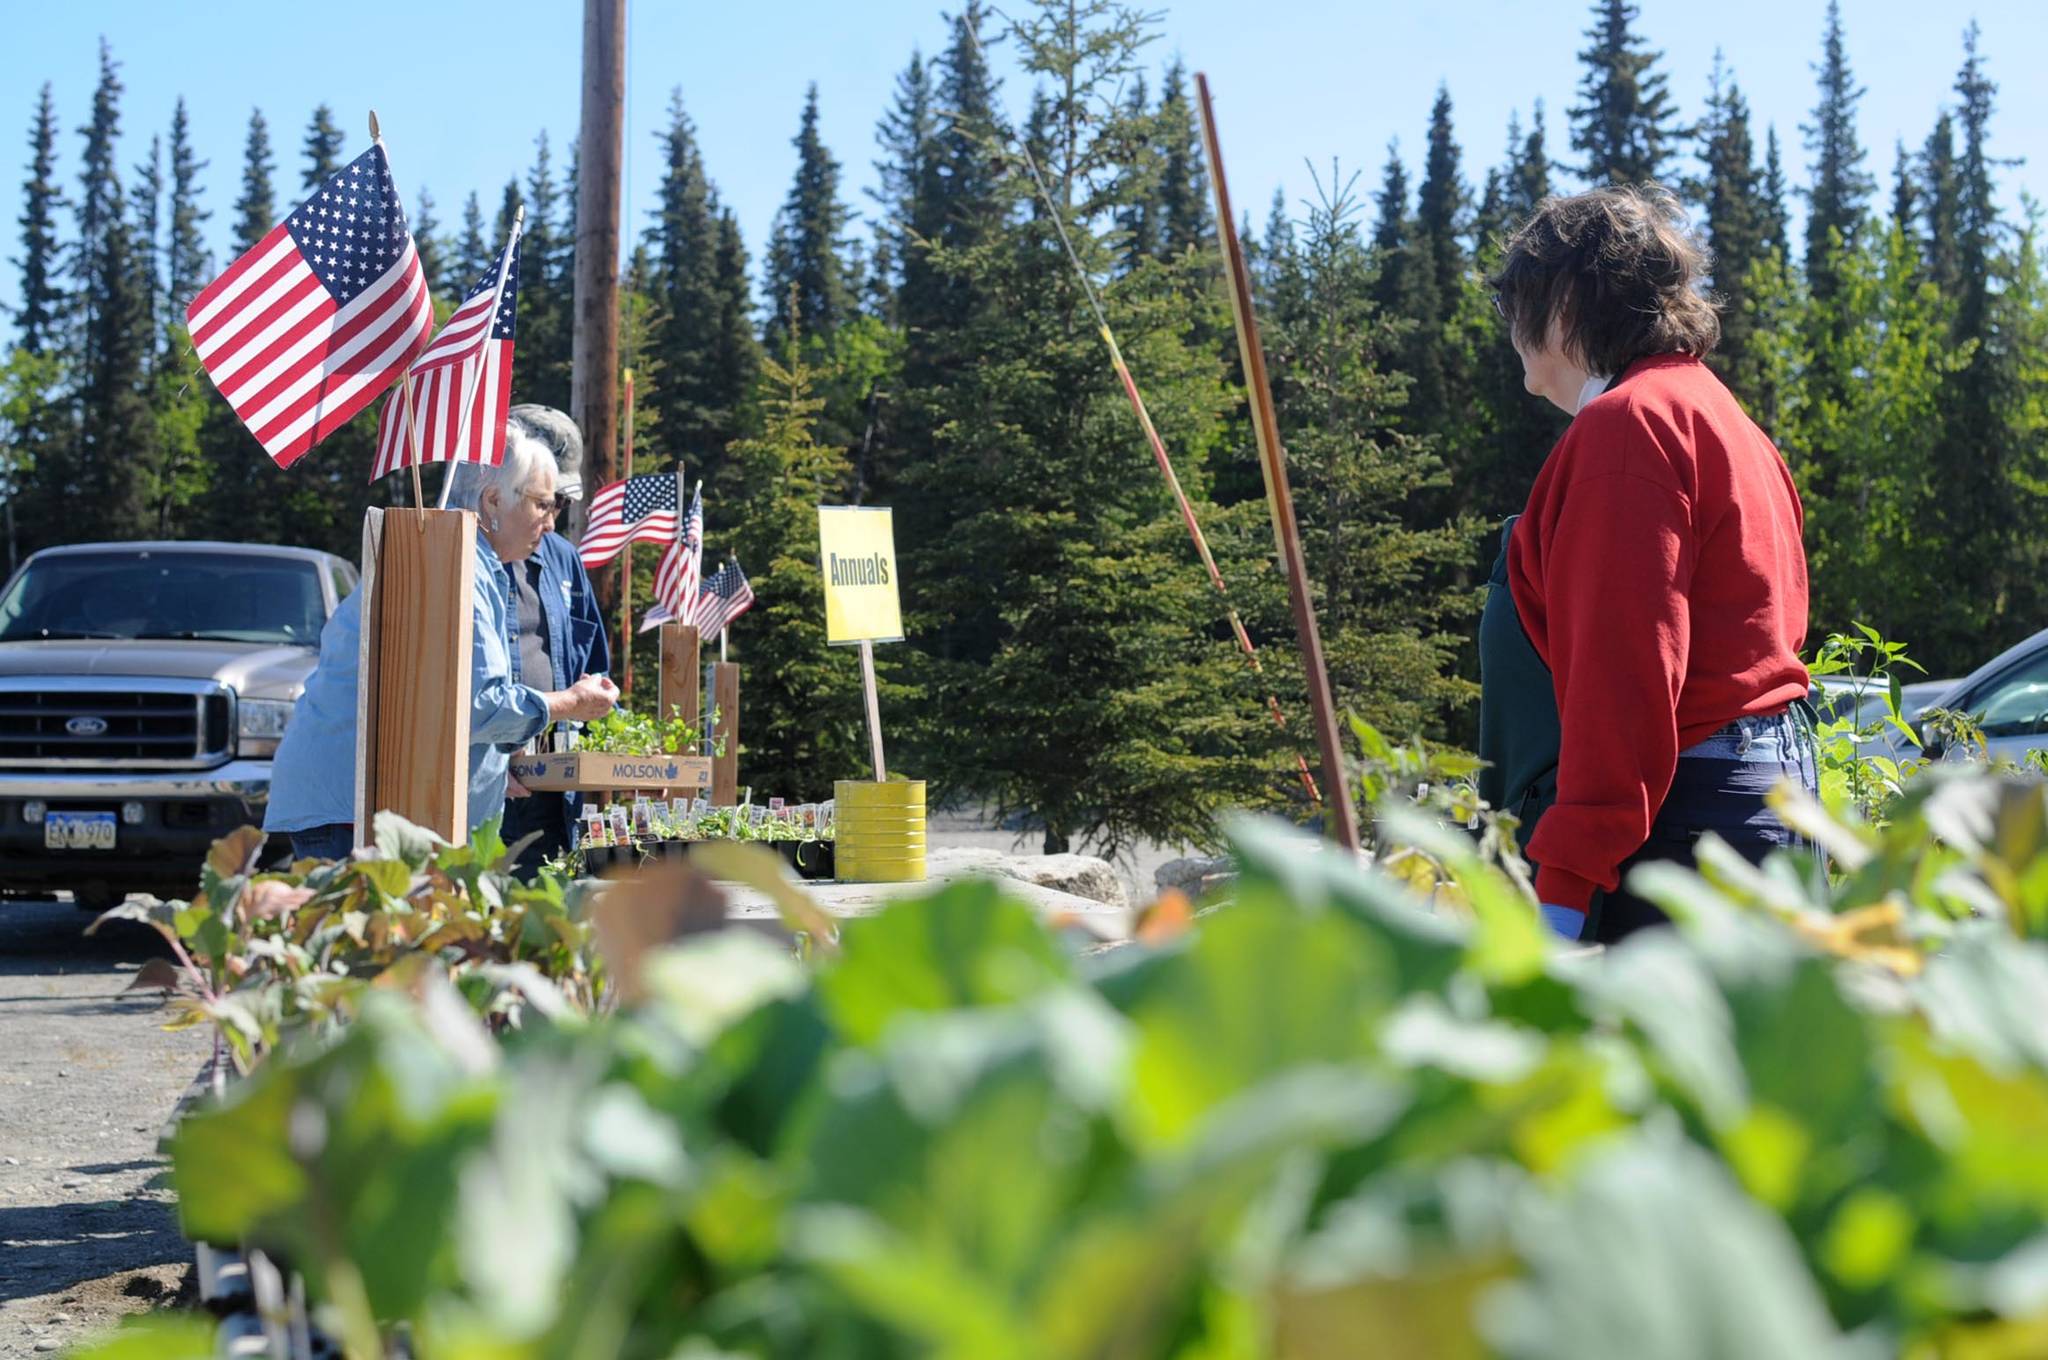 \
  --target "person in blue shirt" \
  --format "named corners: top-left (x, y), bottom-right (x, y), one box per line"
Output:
top-left (477, 406), bottom-right (613, 871)
top-left (264, 429), bottom-right (619, 860)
